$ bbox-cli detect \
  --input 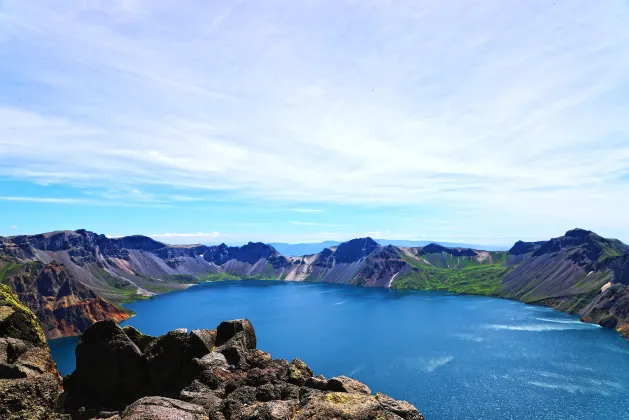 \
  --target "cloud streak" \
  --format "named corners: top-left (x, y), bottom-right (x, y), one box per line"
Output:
top-left (1, 1), bottom-right (629, 236)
